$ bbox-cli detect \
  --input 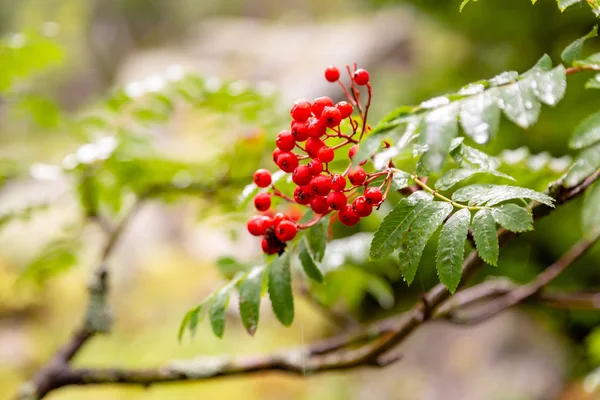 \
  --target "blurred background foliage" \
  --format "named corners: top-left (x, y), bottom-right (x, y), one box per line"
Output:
top-left (1, 0), bottom-right (600, 399)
